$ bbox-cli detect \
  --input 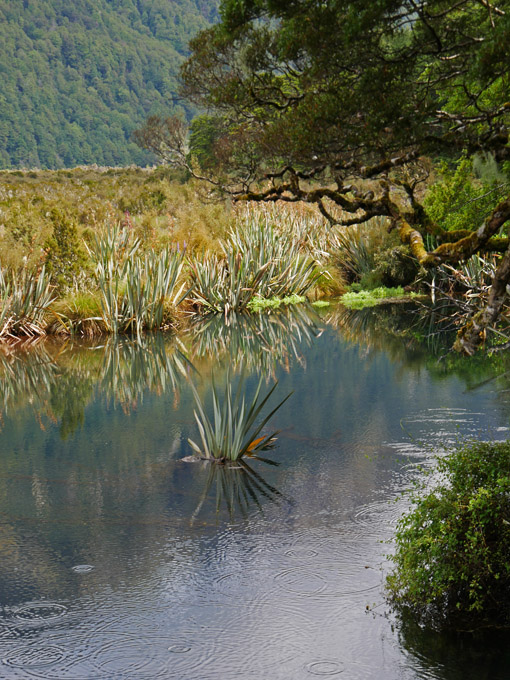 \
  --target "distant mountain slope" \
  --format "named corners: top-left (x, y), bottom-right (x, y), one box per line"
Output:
top-left (0, 0), bottom-right (218, 168)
